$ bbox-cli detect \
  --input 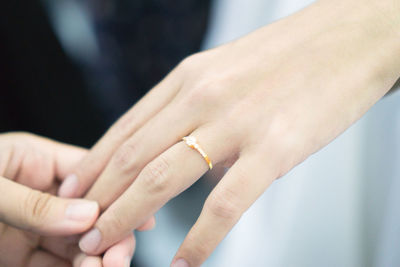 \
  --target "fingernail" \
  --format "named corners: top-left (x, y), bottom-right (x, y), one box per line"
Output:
top-left (79, 228), bottom-right (102, 253)
top-left (65, 201), bottom-right (98, 221)
top-left (58, 174), bottom-right (79, 197)
top-left (171, 258), bottom-right (189, 267)
top-left (125, 256), bottom-right (131, 267)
